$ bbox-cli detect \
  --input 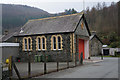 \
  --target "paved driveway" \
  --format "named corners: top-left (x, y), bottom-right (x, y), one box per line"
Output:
top-left (36, 57), bottom-right (119, 78)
